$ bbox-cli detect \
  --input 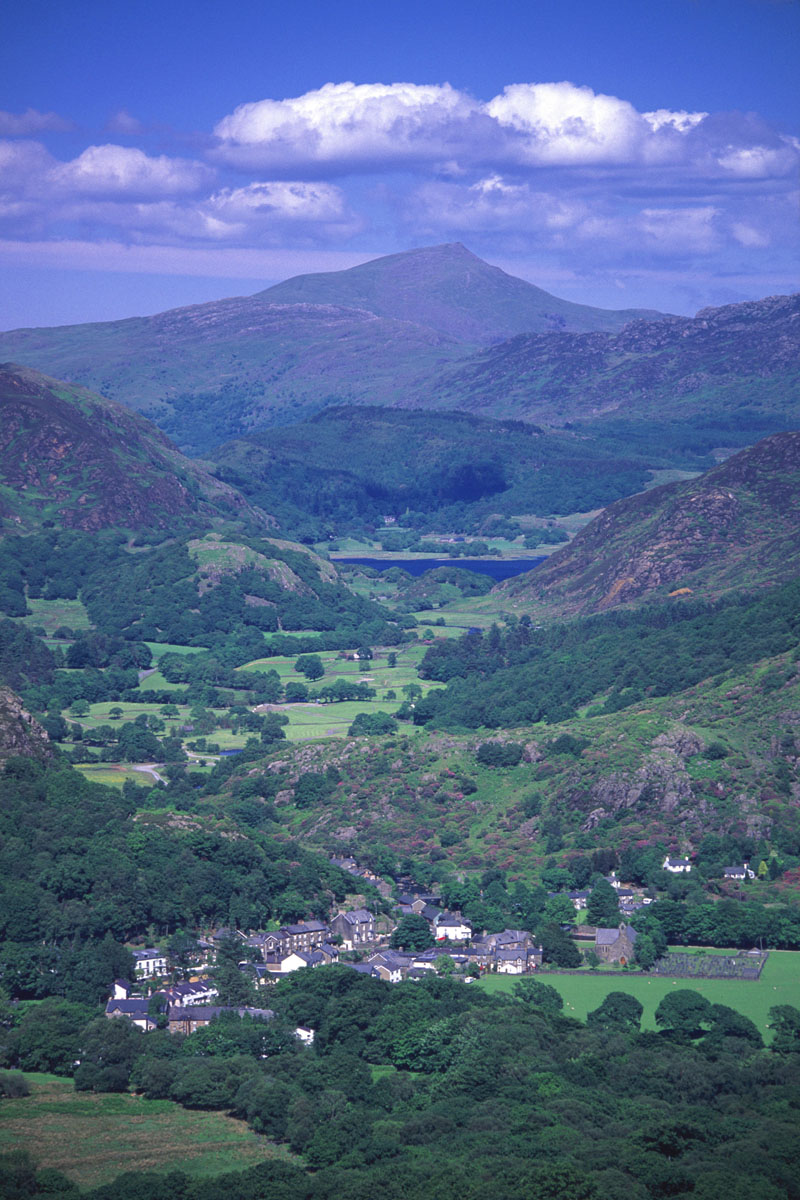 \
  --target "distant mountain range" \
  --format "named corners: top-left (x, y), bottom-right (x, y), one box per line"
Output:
top-left (0, 242), bottom-right (796, 480)
top-left (0, 244), bottom-right (669, 453)
top-left (410, 292), bottom-right (800, 429)
top-left (499, 431), bottom-right (800, 619)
